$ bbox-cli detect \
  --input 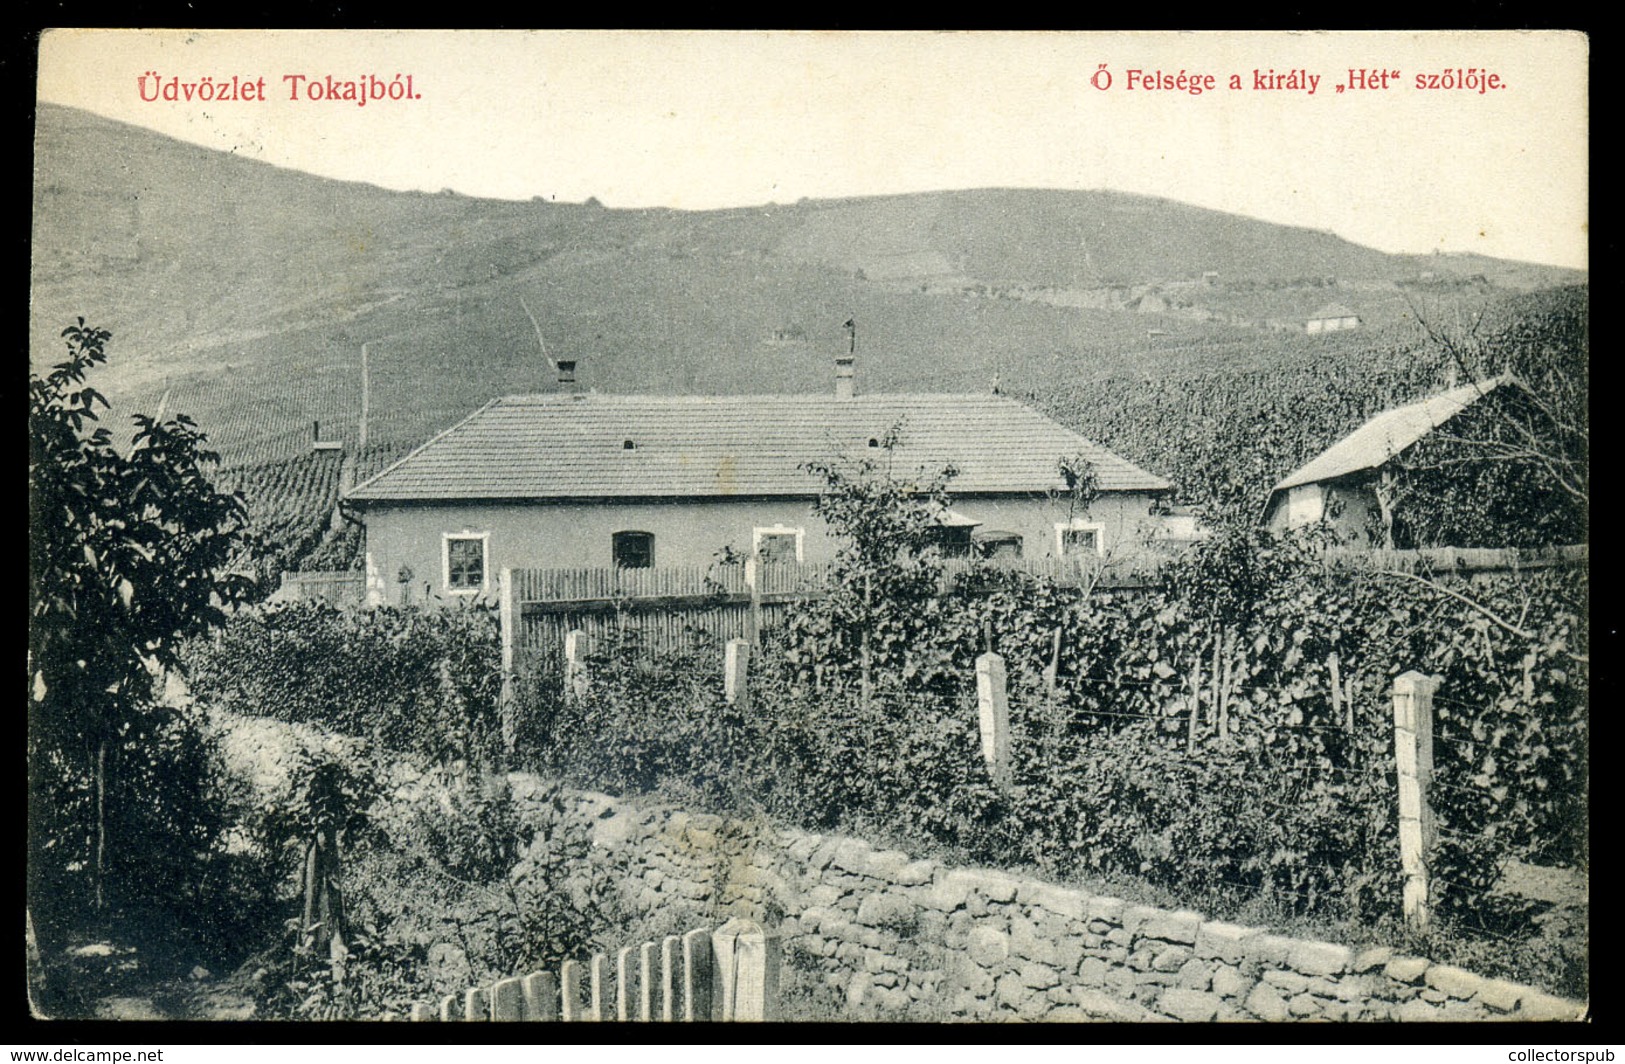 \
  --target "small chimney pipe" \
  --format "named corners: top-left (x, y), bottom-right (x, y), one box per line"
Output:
top-left (835, 355), bottom-right (855, 401)
top-left (557, 359), bottom-right (578, 389)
